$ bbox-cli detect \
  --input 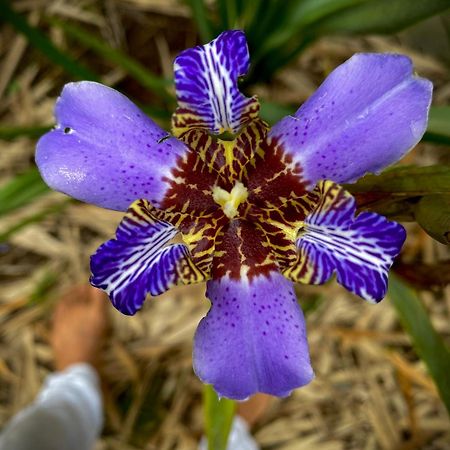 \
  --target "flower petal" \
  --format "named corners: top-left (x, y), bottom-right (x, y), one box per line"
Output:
top-left (245, 133), bottom-right (308, 209)
top-left (172, 30), bottom-right (259, 135)
top-left (270, 54), bottom-right (432, 188)
top-left (284, 181), bottom-right (406, 302)
top-left (193, 272), bottom-right (314, 400)
top-left (90, 199), bottom-right (205, 315)
top-left (36, 81), bottom-right (188, 211)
